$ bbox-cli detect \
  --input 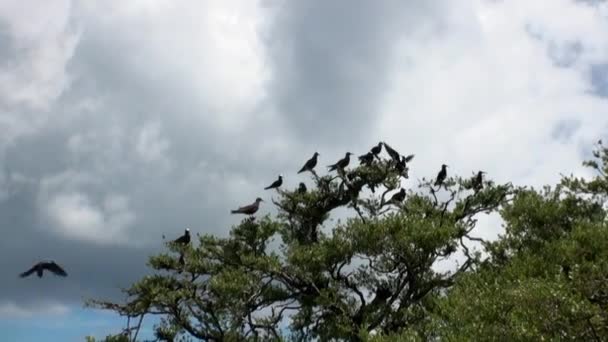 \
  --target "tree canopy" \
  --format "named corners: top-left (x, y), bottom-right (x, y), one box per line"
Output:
top-left (87, 140), bottom-right (608, 342)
